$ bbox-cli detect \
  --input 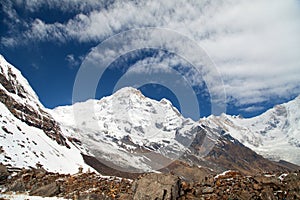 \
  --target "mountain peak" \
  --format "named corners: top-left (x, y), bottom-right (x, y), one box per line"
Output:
top-left (0, 54), bottom-right (40, 105)
top-left (113, 87), bottom-right (145, 99)
top-left (201, 94), bottom-right (300, 165)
